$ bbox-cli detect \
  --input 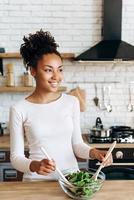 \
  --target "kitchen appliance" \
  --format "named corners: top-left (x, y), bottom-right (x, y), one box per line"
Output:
top-left (89, 125), bottom-right (134, 144)
top-left (88, 125), bottom-right (134, 180)
top-left (75, 0), bottom-right (134, 61)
